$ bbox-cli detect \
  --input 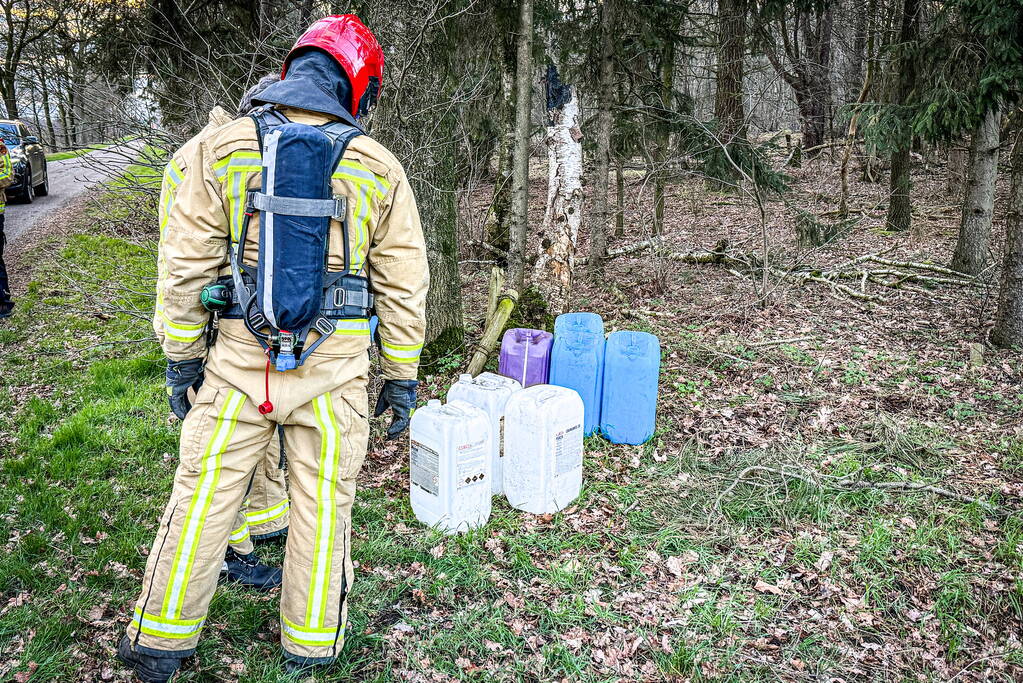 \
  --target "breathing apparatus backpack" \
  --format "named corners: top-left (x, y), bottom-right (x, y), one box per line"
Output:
top-left (208, 106), bottom-right (374, 372)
